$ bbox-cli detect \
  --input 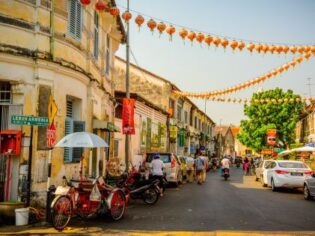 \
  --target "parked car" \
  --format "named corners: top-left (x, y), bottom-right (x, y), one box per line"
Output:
top-left (255, 160), bottom-right (274, 187)
top-left (145, 152), bottom-right (183, 186)
top-left (304, 172), bottom-right (315, 200)
top-left (265, 160), bottom-right (313, 191)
